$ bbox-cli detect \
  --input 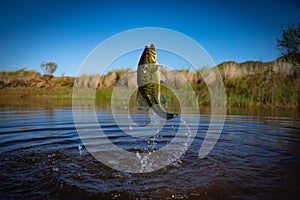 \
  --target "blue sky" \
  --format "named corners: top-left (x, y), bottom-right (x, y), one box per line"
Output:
top-left (0, 0), bottom-right (299, 76)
